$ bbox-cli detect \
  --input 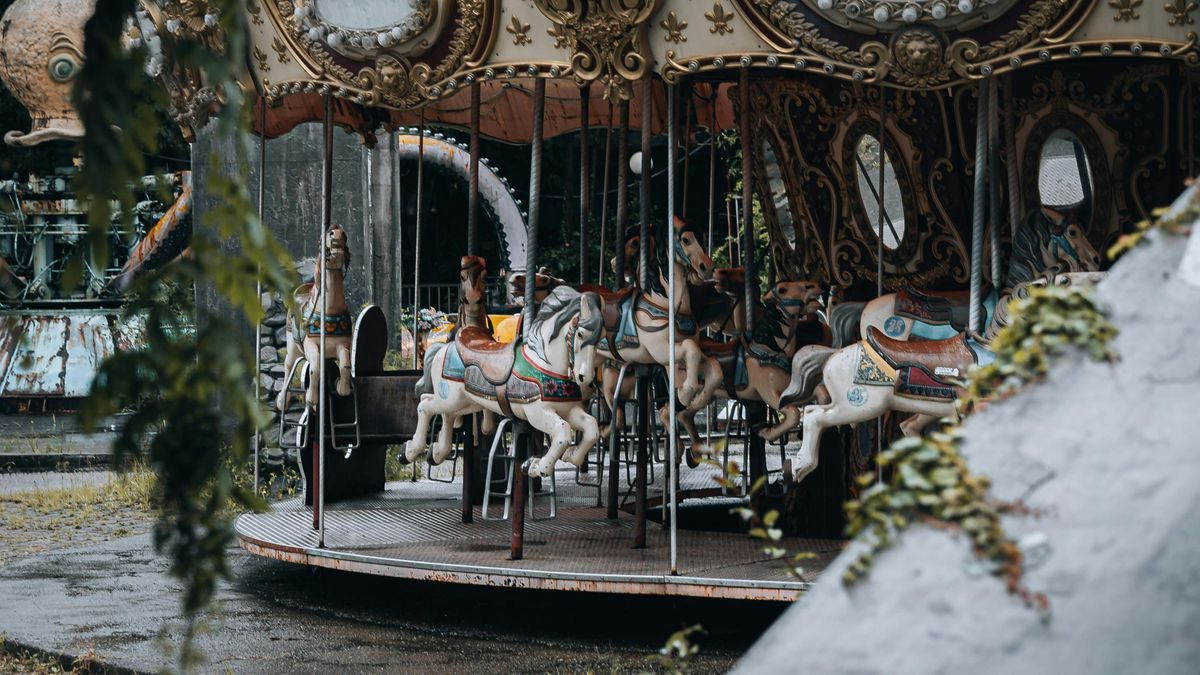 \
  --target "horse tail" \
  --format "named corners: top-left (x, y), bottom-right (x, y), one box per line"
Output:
top-left (829, 302), bottom-right (865, 348)
top-left (778, 345), bottom-right (836, 409)
top-left (415, 342), bottom-right (446, 395)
